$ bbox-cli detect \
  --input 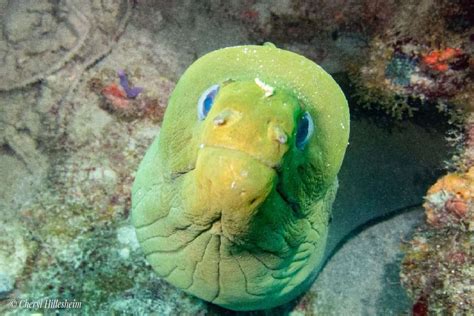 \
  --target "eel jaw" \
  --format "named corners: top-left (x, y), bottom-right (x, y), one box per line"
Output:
top-left (181, 146), bottom-right (276, 244)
